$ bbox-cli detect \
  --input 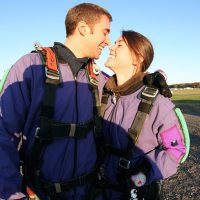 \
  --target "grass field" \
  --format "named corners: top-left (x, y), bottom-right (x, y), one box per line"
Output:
top-left (171, 88), bottom-right (200, 116)
top-left (171, 88), bottom-right (200, 102)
